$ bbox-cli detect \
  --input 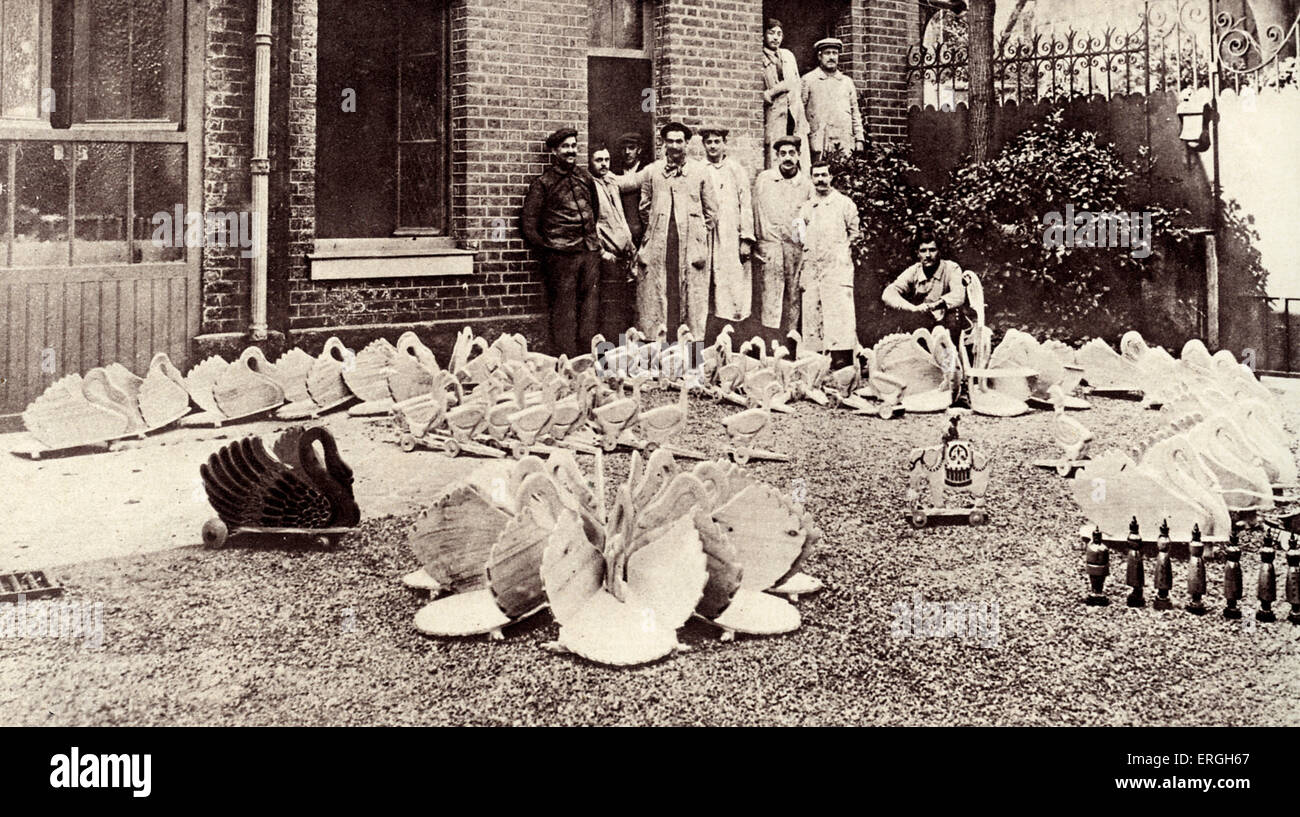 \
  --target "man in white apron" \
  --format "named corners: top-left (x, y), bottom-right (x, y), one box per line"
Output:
top-left (699, 125), bottom-right (754, 327)
top-left (795, 161), bottom-right (860, 369)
